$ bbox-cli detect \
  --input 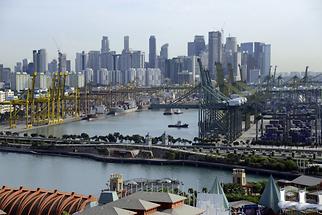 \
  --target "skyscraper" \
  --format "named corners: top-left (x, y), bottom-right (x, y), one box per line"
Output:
top-left (101, 36), bottom-right (110, 53)
top-left (124, 36), bottom-right (130, 51)
top-left (48, 59), bottom-right (57, 73)
top-left (22, 59), bottom-right (28, 73)
top-left (132, 51), bottom-right (145, 68)
top-left (58, 52), bottom-right (67, 72)
top-left (149, 35), bottom-right (157, 68)
top-left (160, 43), bottom-right (168, 60)
top-left (87, 51), bottom-right (101, 83)
top-left (208, 31), bottom-right (222, 79)
top-left (75, 51), bottom-right (87, 73)
top-left (32, 49), bottom-right (47, 73)
top-left (194, 35), bottom-right (206, 56)
top-left (187, 42), bottom-right (195, 56)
